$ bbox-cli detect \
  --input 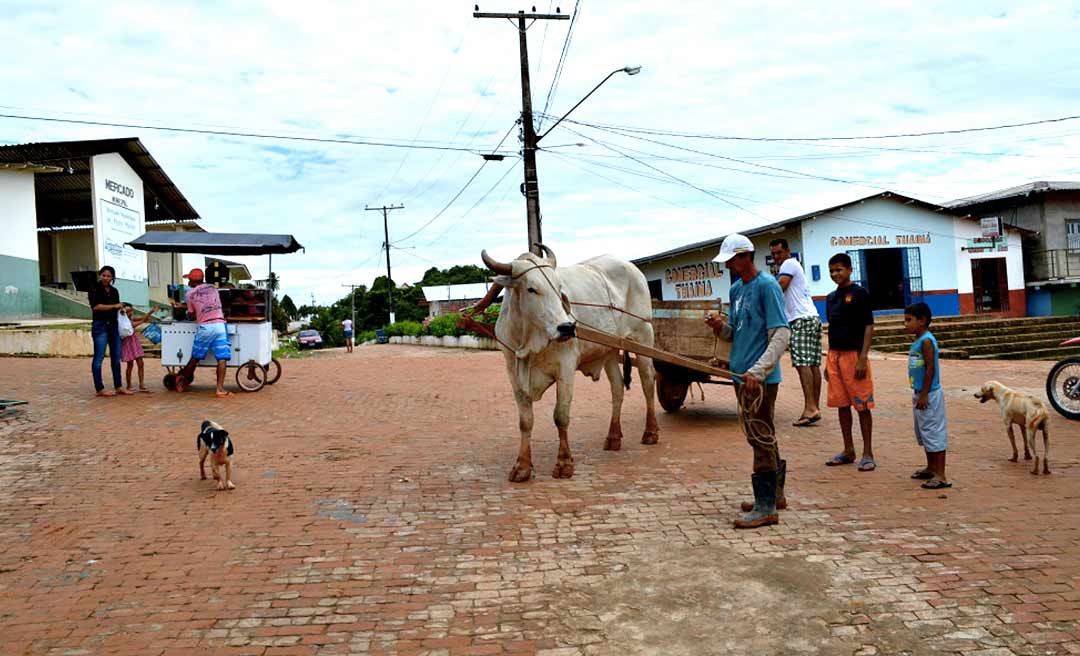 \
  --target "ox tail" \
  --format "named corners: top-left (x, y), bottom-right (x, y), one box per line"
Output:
top-left (622, 351), bottom-right (633, 390)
